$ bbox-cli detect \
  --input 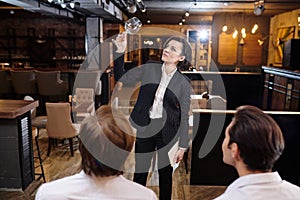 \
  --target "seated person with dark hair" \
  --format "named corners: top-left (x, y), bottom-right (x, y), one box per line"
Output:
top-left (35, 105), bottom-right (158, 200)
top-left (214, 105), bottom-right (300, 200)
